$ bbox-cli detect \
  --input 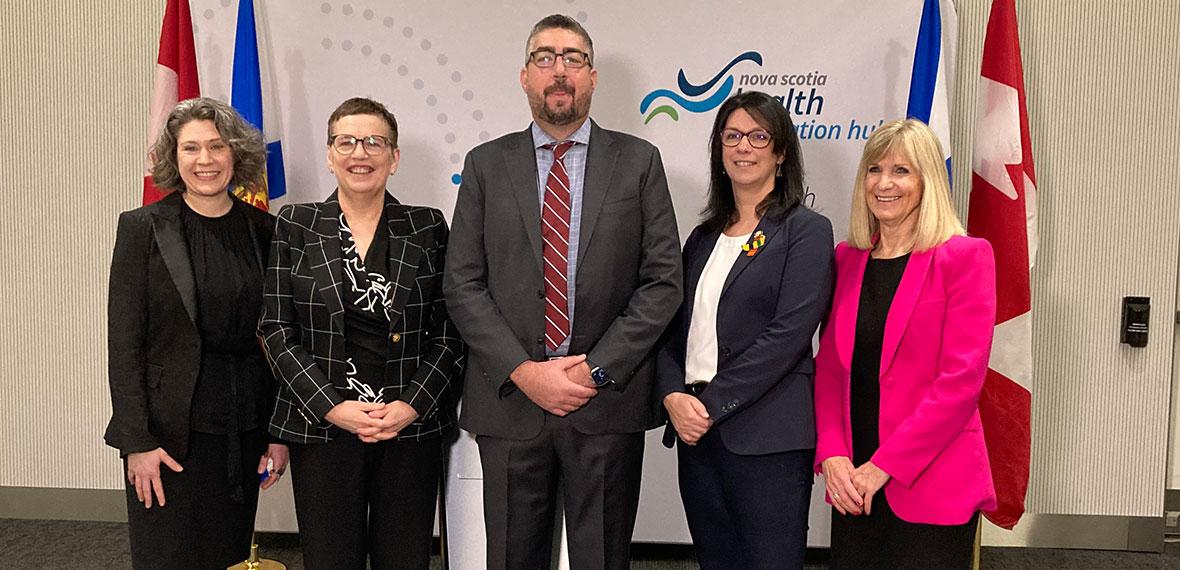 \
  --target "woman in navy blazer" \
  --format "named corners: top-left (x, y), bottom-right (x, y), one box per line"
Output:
top-left (656, 91), bottom-right (834, 569)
